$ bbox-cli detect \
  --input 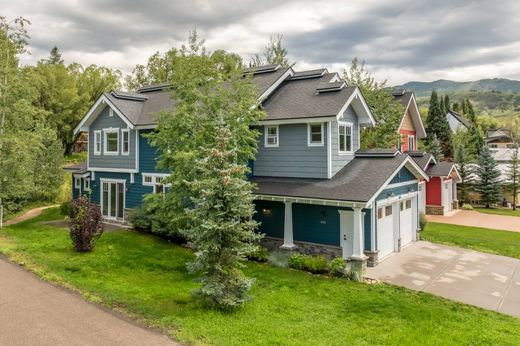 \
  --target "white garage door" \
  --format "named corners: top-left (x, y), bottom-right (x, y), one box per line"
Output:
top-left (377, 204), bottom-right (395, 259)
top-left (443, 181), bottom-right (452, 214)
top-left (400, 199), bottom-right (414, 247)
top-left (418, 183), bottom-right (426, 214)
